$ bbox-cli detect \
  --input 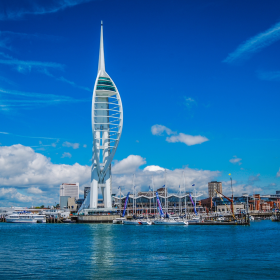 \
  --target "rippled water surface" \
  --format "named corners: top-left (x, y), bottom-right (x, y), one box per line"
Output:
top-left (0, 221), bottom-right (280, 279)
